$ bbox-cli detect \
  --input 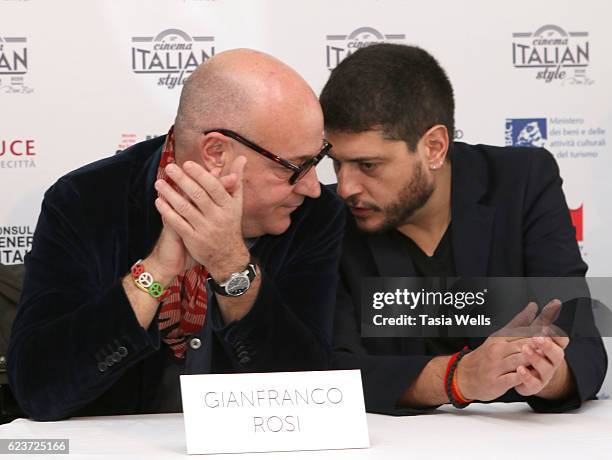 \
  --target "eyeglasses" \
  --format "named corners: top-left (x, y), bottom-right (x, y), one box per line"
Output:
top-left (203, 129), bottom-right (331, 185)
